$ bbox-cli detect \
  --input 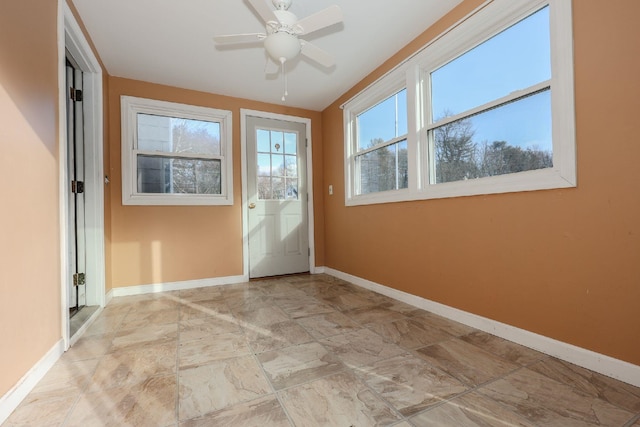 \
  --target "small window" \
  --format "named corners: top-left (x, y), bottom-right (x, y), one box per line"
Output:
top-left (121, 96), bottom-right (233, 205)
top-left (346, 87), bottom-right (409, 200)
